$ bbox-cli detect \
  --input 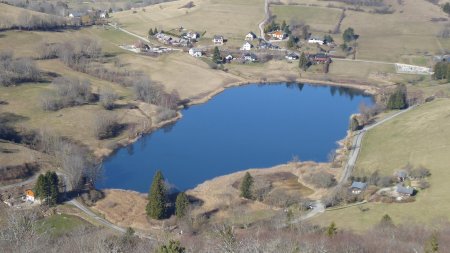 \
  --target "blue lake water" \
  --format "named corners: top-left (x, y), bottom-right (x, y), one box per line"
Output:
top-left (98, 83), bottom-right (373, 192)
